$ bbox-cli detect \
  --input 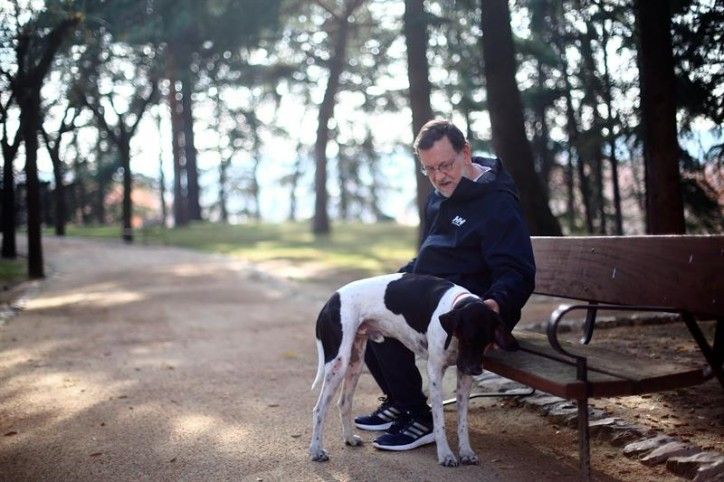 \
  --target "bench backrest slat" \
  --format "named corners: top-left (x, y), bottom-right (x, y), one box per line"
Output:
top-left (531, 235), bottom-right (724, 318)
